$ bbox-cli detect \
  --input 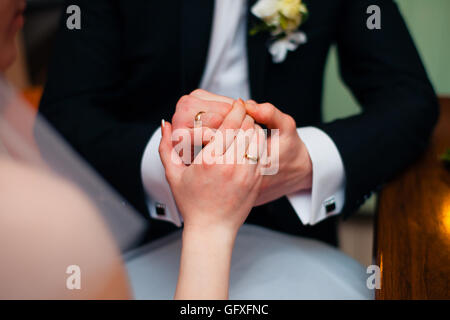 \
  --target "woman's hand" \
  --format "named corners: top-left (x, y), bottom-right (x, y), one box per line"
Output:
top-left (159, 99), bottom-right (265, 238)
top-left (159, 99), bottom-right (266, 299)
